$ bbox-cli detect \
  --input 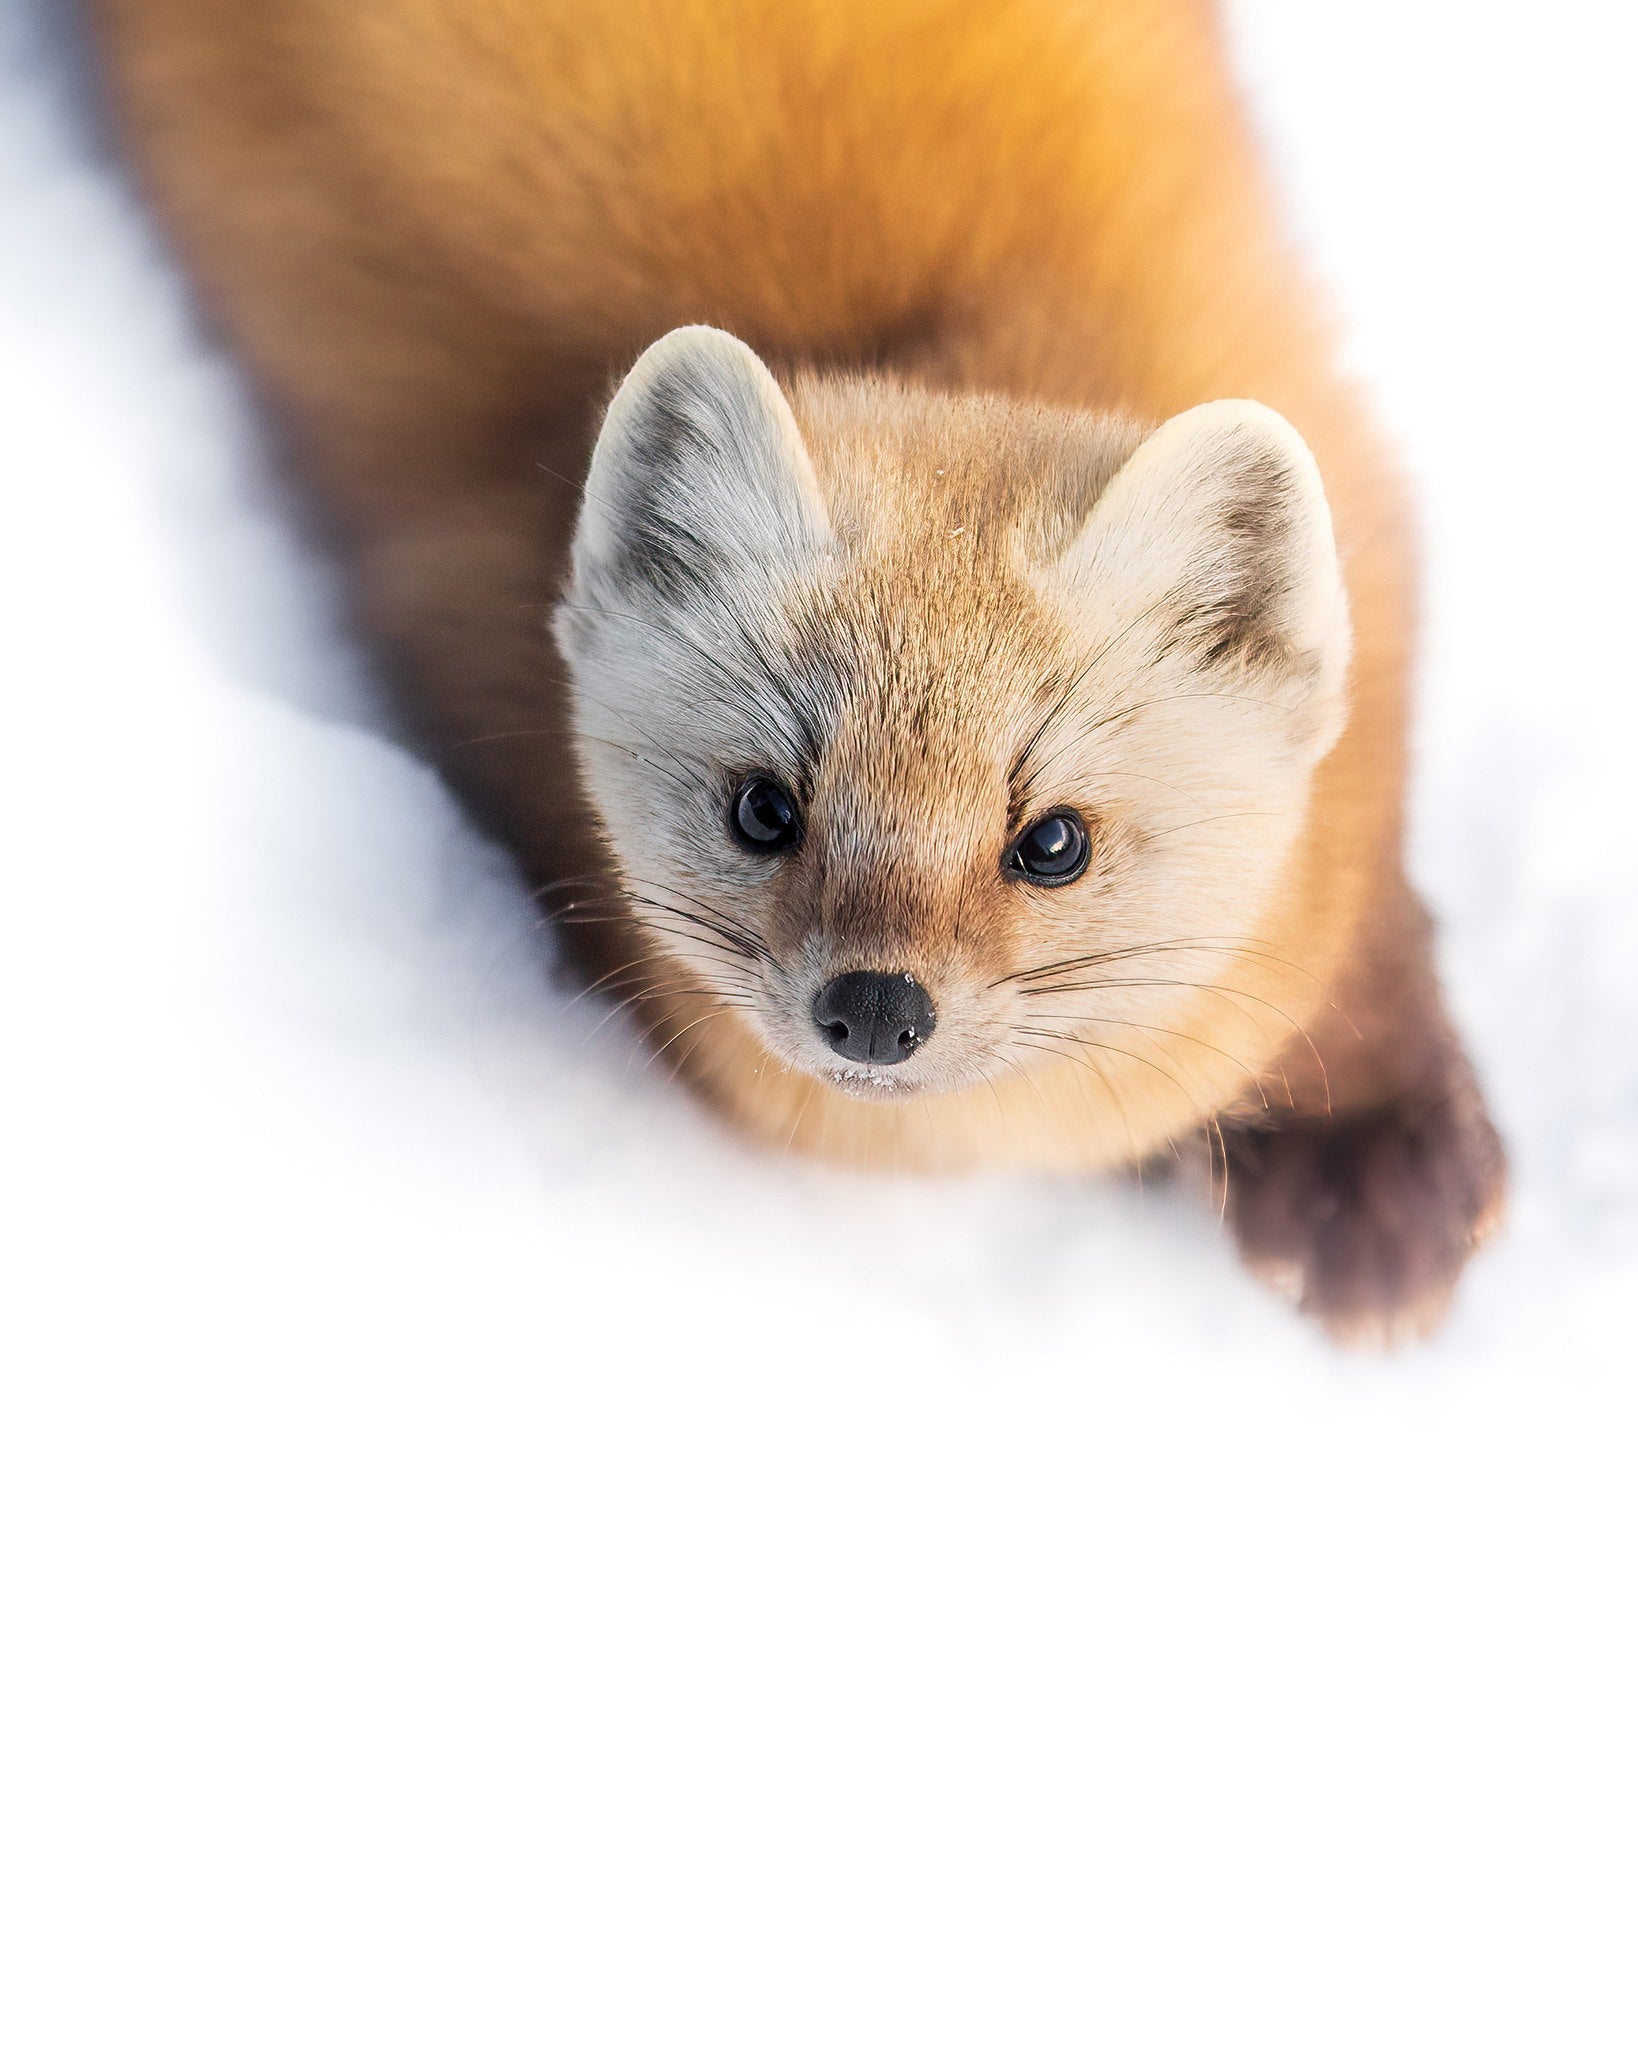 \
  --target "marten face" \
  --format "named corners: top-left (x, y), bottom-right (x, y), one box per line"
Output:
top-left (556, 328), bottom-right (1349, 1103)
